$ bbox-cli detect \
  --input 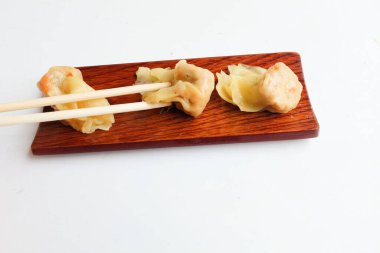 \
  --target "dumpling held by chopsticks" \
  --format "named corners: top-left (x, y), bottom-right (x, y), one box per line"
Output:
top-left (38, 66), bottom-right (115, 133)
top-left (135, 60), bottom-right (215, 117)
